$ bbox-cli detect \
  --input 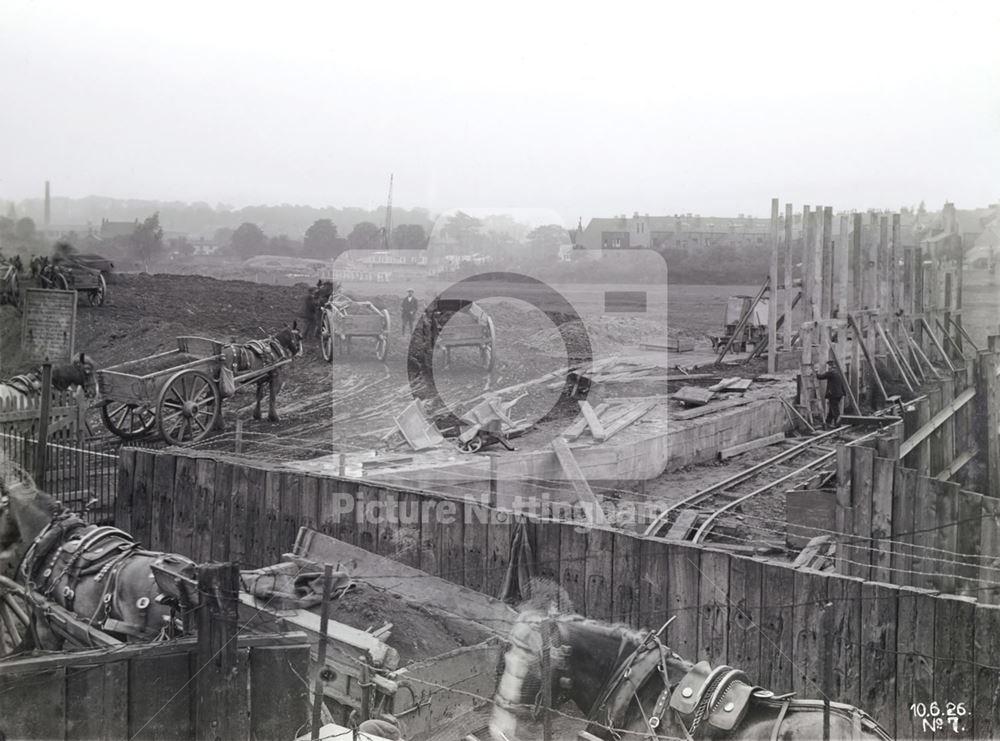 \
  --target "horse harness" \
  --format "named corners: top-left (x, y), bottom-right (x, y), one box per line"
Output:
top-left (228, 337), bottom-right (293, 373)
top-left (580, 630), bottom-right (889, 741)
top-left (19, 510), bottom-right (194, 641)
top-left (3, 373), bottom-right (41, 397)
